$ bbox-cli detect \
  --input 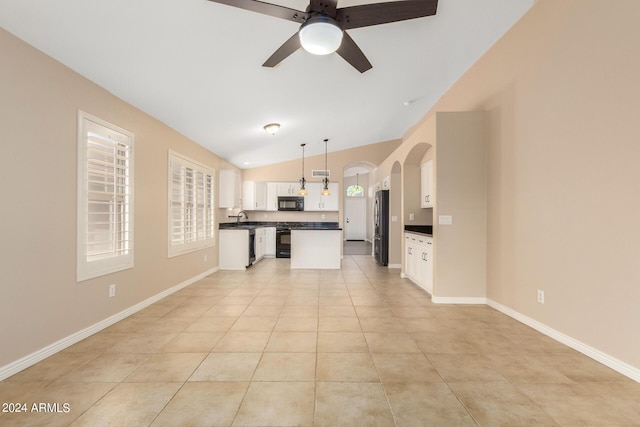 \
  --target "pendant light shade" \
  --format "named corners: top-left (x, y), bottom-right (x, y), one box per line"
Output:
top-left (299, 16), bottom-right (343, 56)
top-left (321, 138), bottom-right (330, 196)
top-left (298, 143), bottom-right (307, 196)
